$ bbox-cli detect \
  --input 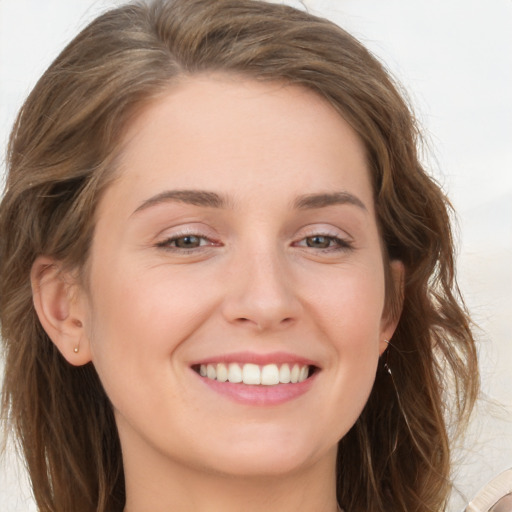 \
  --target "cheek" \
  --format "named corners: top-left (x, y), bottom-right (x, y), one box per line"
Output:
top-left (85, 262), bottom-right (215, 367)
top-left (306, 264), bottom-right (385, 407)
top-left (308, 263), bottom-right (386, 344)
